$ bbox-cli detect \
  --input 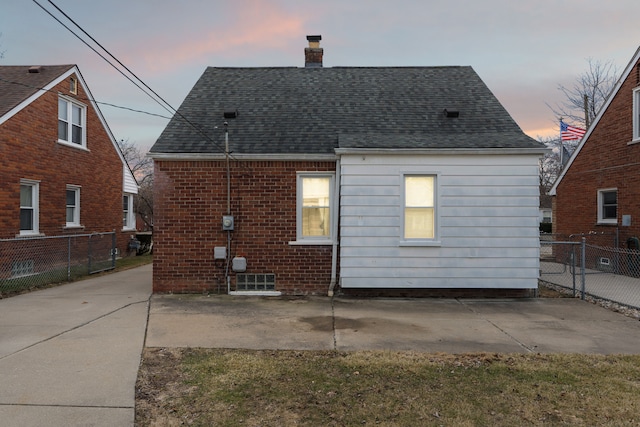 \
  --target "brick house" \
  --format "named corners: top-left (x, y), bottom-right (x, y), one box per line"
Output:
top-left (0, 65), bottom-right (138, 251)
top-left (550, 46), bottom-right (640, 248)
top-left (149, 36), bottom-right (545, 296)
